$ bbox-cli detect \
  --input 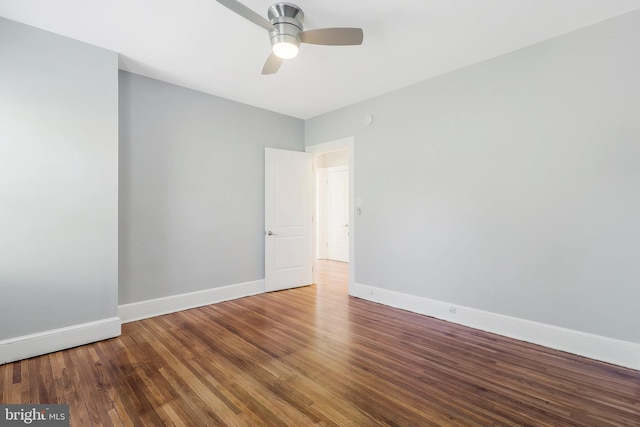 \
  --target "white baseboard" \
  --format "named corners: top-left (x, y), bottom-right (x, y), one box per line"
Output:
top-left (0, 317), bottom-right (121, 365)
top-left (0, 280), bottom-right (265, 365)
top-left (350, 283), bottom-right (640, 371)
top-left (118, 280), bottom-right (265, 323)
